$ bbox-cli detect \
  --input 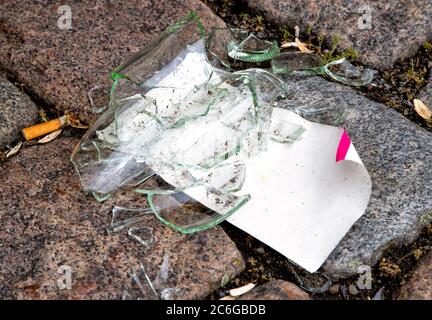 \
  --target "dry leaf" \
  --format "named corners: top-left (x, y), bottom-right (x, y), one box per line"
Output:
top-left (280, 41), bottom-right (297, 48)
top-left (295, 38), bottom-right (313, 53)
top-left (281, 38), bottom-right (313, 53)
top-left (229, 283), bottom-right (256, 297)
top-left (379, 259), bottom-right (401, 278)
top-left (69, 122), bottom-right (89, 129)
top-left (38, 129), bottom-right (62, 144)
top-left (68, 114), bottom-right (89, 129)
top-left (413, 99), bottom-right (432, 120)
top-left (6, 141), bottom-right (22, 158)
